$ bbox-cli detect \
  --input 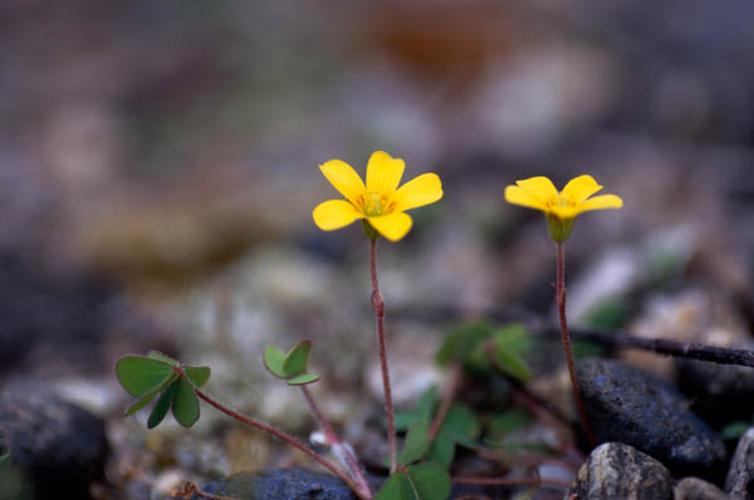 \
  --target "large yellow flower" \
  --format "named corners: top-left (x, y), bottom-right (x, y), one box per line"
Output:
top-left (504, 175), bottom-right (623, 242)
top-left (313, 151), bottom-right (443, 242)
